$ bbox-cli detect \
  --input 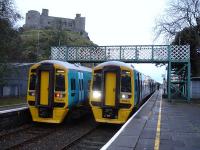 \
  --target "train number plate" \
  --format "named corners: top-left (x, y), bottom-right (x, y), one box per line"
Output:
top-left (102, 108), bottom-right (117, 119)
